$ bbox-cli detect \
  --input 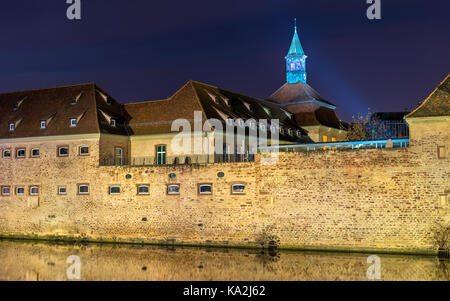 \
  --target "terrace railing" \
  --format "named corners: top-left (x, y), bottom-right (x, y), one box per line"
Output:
top-left (259, 138), bottom-right (410, 153)
top-left (100, 154), bottom-right (255, 167)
